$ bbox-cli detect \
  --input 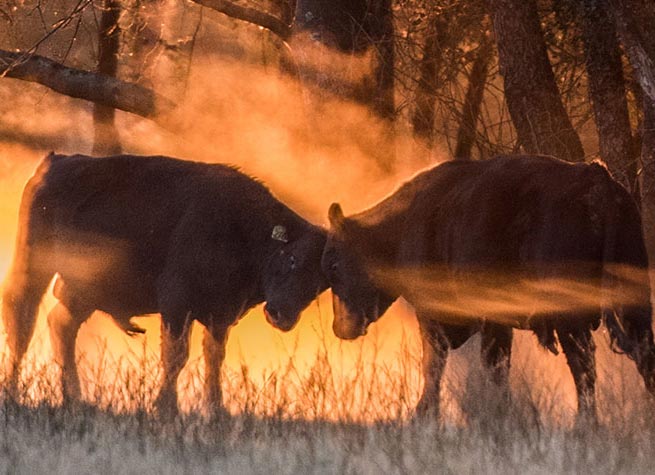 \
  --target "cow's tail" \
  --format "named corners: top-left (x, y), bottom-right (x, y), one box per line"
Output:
top-left (599, 167), bottom-right (655, 394)
top-left (2, 153), bottom-right (57, 392)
